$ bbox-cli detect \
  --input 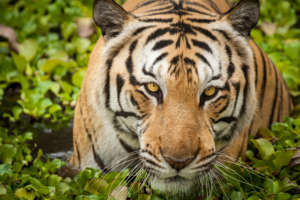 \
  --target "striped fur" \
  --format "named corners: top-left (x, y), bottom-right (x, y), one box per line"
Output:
top-left (69, 0), bottom-right (293, 196)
